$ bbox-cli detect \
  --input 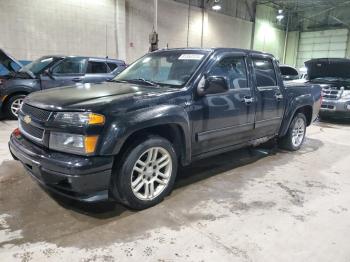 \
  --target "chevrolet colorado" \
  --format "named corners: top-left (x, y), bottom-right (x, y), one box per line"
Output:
top-left (9, 48), bottom-right (322, 210)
